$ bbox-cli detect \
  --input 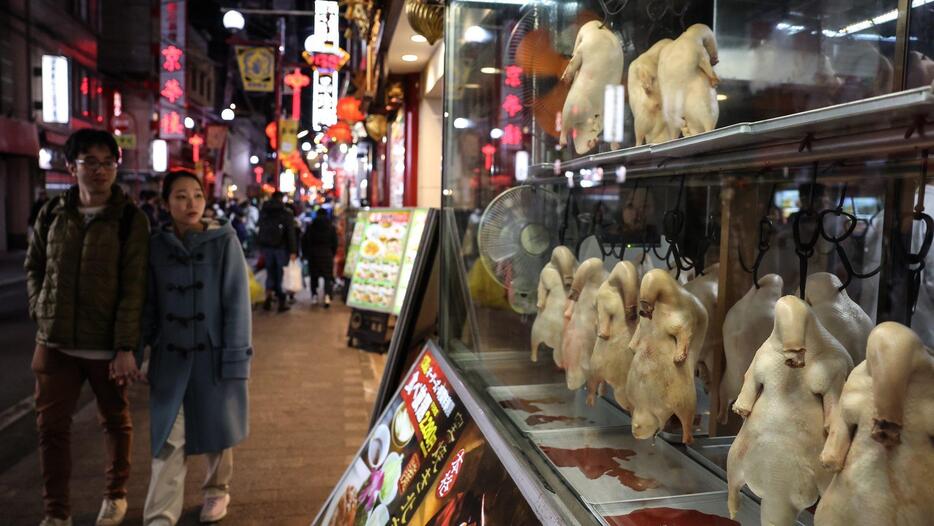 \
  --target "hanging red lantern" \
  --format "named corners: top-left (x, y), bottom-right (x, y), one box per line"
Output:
top-left (336, 96), bottom-right (365, 124)
top-left (325, 121), bottom-right (353, 144)
top-left (265, 121), bottom-right (278, 149)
